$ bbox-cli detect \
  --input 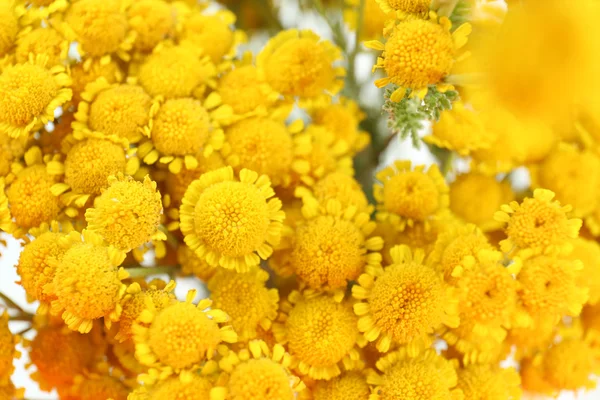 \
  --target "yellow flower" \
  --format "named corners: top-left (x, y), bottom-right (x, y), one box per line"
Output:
top-left (368, 348), bottom-right (463, 400)
top-left (179, 166), bottom-right (284, 272)
top-left (0, 131), bottom-right (28, 180)
top-left (494, 188), bottom-right (582, 259)
top-left (366, 14), bottom-right (471, 101)
top-left (137, 43), bottom-right (217, 99)
top-left (69, 374), bottom-right (129, 400)
top-left (311, 372), bottom-right (370, 400)
top-left (73, 78), bottom-right (156, 144)
top-left (131, 375), bottom-right (214, 400)
top-left (221, 117), bottom-right (310, 187)
top-left (517, 256), bottom-right (588, 320)
top-left (295, 171), bottom-right (371, 214)
top-left (426, 102), bottom-right (495, 156)
top-left (273, 291), bottom-right (362, 380)
top-left (179, 9), bottom-right (245, 65)
top-left (456, 364), bottom-right (521, 400)
top-left (60, 0), bottom-right (135, 60)
top-left (374, 160), bottom-right (449, 231)
top-left (0, 381), bottom-right (24, 400)
top-left (211, 340), bottom-right (305, 400)
top-left (0, 1), bottom-right (18, 61)
top-left (353, 245), bottom-right (459, 353)
top-left (217, 63), bottom-right (280, 116)
top-left (375, 0), bottom-right (430, 15)
top-left (0, 312), bottom-right (19, 386)
top-left (137, 95), bottom-right (228, 174)
top-left (427, 223), bottom-right (493, 283)
top-left (442, 318), bottom-right (510, 365)
top-left (45, 230), bottom-right (129, 333)
top-left (128, 0), bottom-right (176, 53)
top-left (344, 0), bottom-right (391, 41)
top-left (0, 54), bottom-right (72, 138)
top-left (178, 244), bottom-right (218, 282)
top-left (288, 198), bottom-right (382, 292)
top-left (14, 0), bottom-right (69, 26)
top-left (29, 326), bottom-right (96, 392)
top-left (207, 267), bottom-right (279, 342)
top-left (567, 237), bottom-right (600, 305)
top-left (15, 26), bottom-right (69, 66)
top-left (449, 172), bottom-right (514, 232)
top-left (85, 173), bottom-right (165, 252)
top-left (69, 58), bottom-right (124, 105)
top-left (257, 29), bottom-right (345, 99)
top-left (506, 315), bottom-right (556, 360)
top-left (132, 290), bottom-right (237, 381)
